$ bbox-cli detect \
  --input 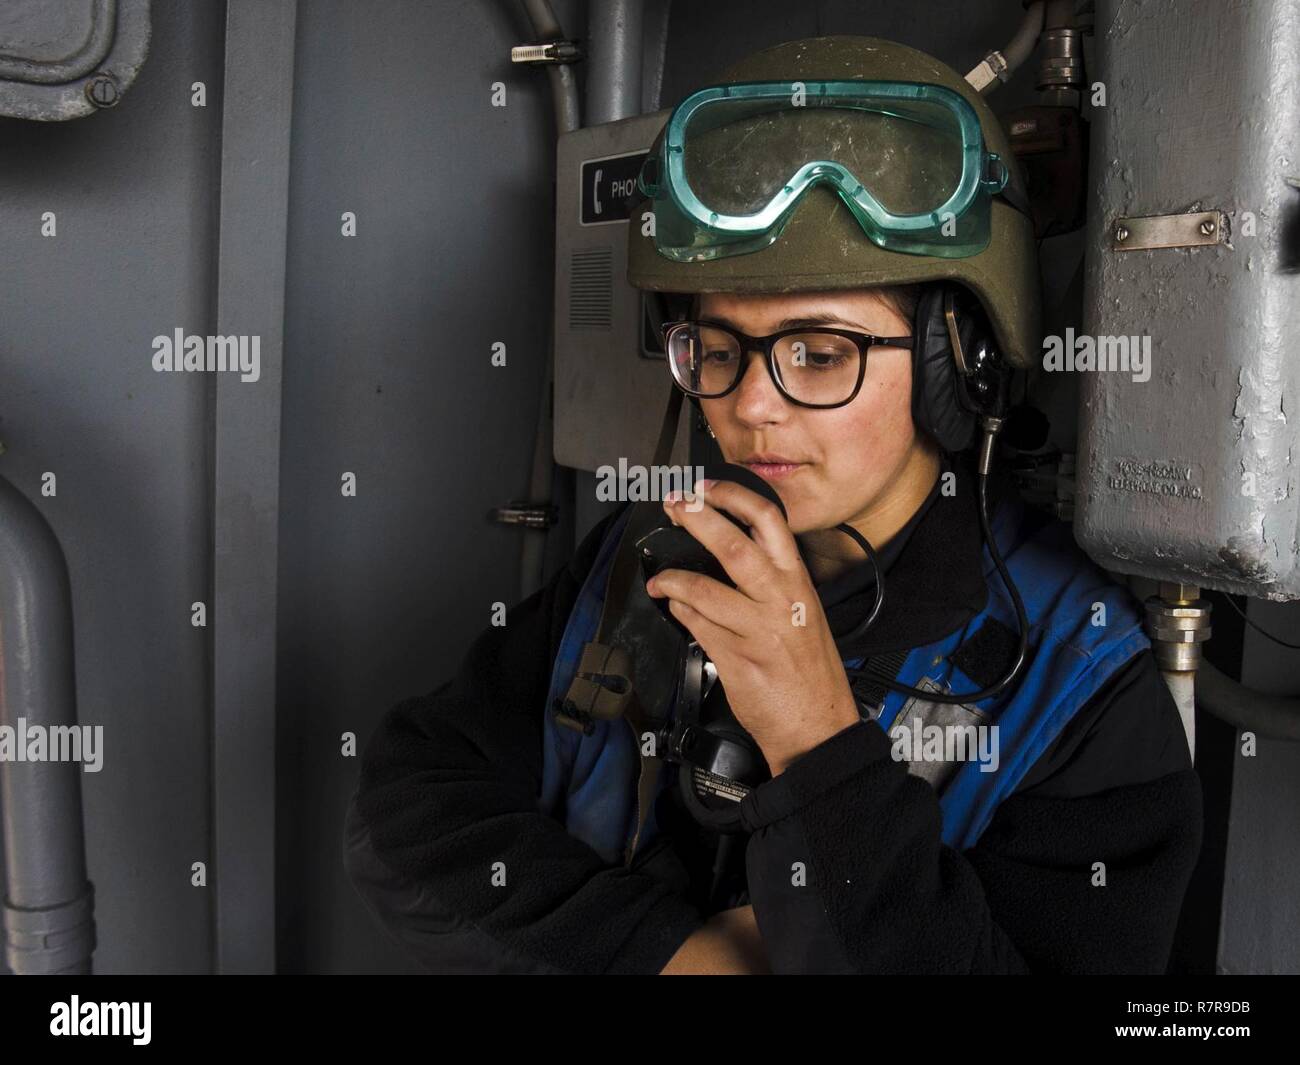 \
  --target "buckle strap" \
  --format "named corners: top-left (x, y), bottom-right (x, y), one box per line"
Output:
top-left (553, 642), bottom-right (634, 734)
top-left (849, 648), bottom-right (910, 717)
